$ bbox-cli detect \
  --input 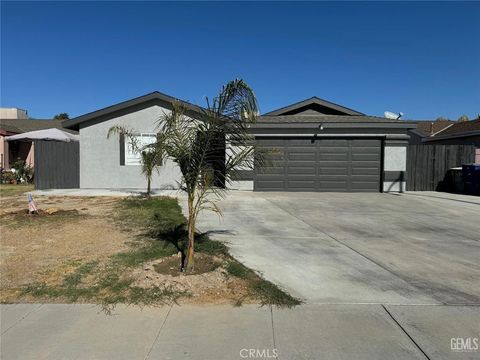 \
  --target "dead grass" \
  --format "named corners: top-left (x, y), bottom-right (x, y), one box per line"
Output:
top-left (0, 196), bottom-right (130, 303)
top-left (0, 194), bottom-right (300, 308)
top-left (0, 184), bottom-right (34, 198)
